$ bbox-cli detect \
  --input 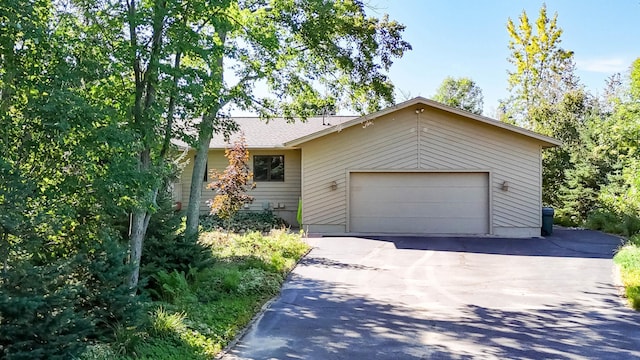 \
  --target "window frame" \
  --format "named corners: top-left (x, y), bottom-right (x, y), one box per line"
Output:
top-left (194, 154), bottom-right (208, 182)
top-left (253, 155), bottom-right (285, 182)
